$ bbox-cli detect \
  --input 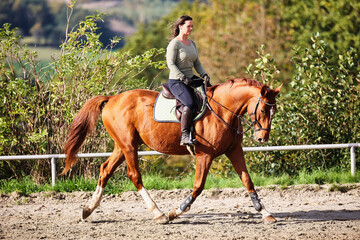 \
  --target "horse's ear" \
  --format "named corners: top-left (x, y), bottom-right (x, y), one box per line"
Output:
top-left (273, 83), bottom-right (283, 96)
top-left (260, 85), bottom-right (268, 97)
